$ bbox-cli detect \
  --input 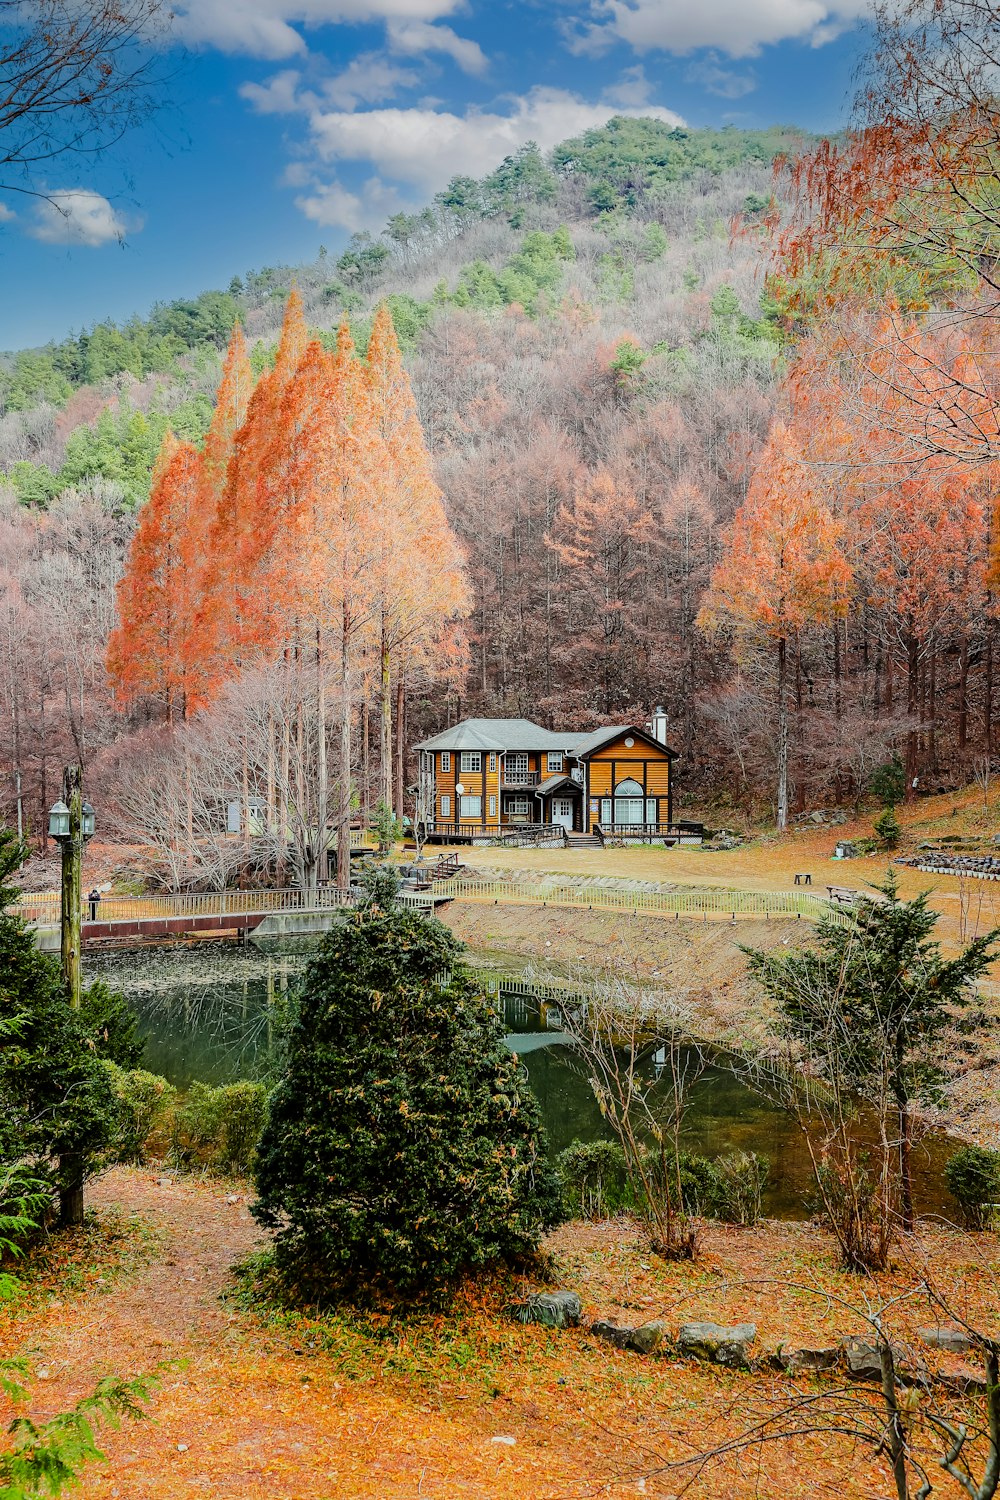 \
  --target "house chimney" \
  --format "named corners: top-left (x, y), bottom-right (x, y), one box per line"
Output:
top-left (649, 705), bottom-right (669, 745)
